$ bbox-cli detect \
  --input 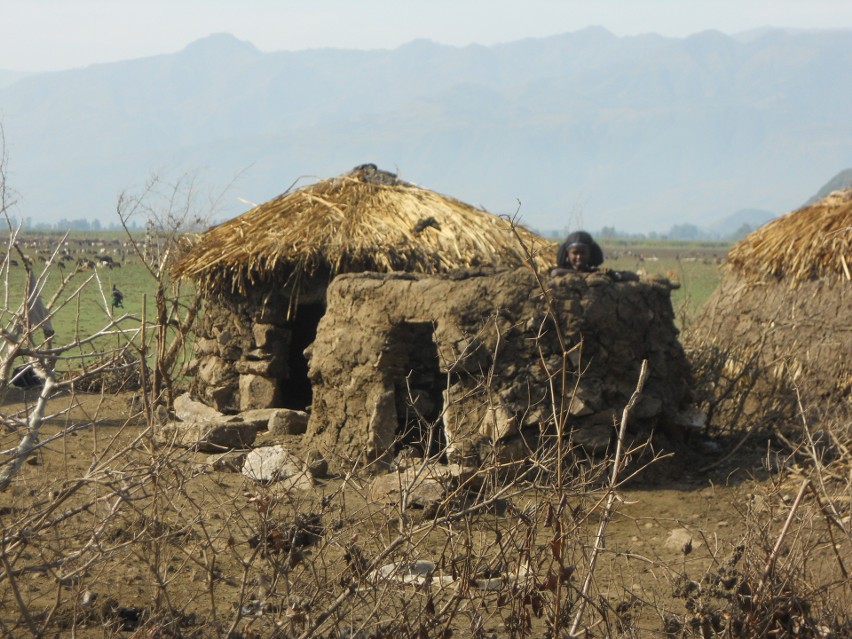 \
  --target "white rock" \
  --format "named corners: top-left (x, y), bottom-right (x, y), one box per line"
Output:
top-left (269, 471), bottom-right (316, 493)
top-left (675, 407), bottom-right (708, 431)
top-left (369, 469), bottom-right (448, 508)
top-left (370, 561), bottom-right (436, 584)
top-left (238, 408), bottom-right (281, 428)
top-left (665, 528), bottom-right (702, 552)
top-left (242, 445), bottom-right (302, 483)
top-left (174, 393), bottom-right (224, 422)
